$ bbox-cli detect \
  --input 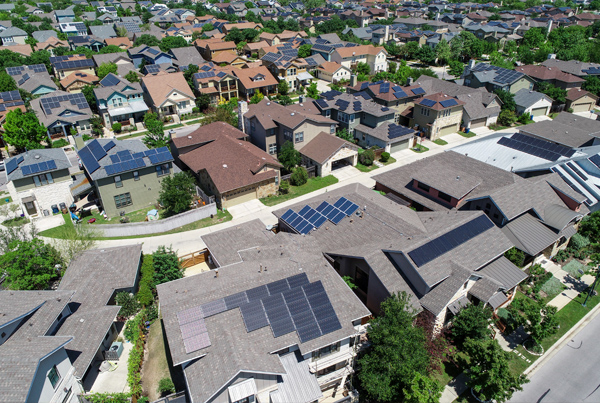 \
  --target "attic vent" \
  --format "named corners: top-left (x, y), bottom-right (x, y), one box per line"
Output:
top-left (35, 155), bottom-right (40, 159)
top-left (188, 135), bottom-right (192, 139)
top-left (223, 164), bottom-right (228, 168)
